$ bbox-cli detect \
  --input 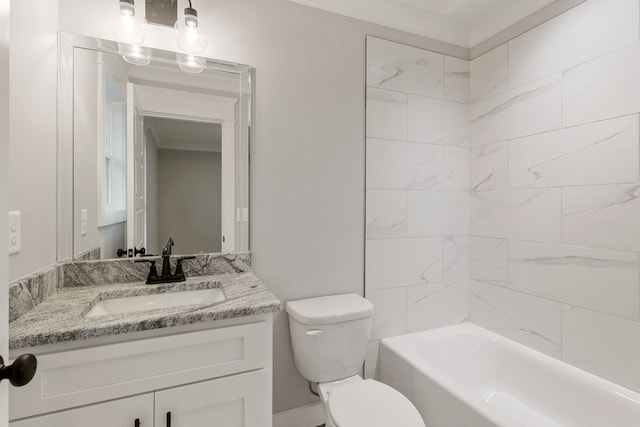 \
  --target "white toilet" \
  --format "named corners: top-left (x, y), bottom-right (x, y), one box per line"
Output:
top-left (286, 293), bottom-right (425, 427)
